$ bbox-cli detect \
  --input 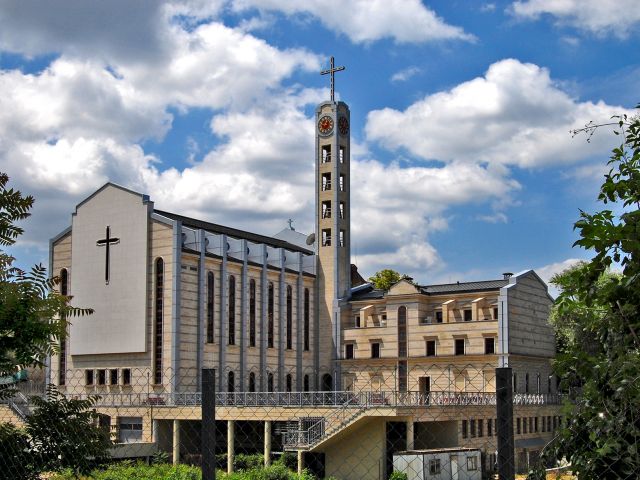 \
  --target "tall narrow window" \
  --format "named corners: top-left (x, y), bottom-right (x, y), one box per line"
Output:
top-left (339, 202), bottom-right (345, 219)
top-left (339, 146), bottom-right (345, 163)
top-left (58, 268), bottom-right (68, 385)
top-left (398, 306), bottom-right (408, 392)
top-left (267, 372), bottom-right (274, 392)
top-left (286, 285), bottom-right (293, 350)
top-left (339, 230), bottom-right (345, 247)
top-left (304, 375), bottom-right (310, 392)
top-left (525, 373), bottom-right (530, 393)
top-left (228, 275), bottom-right (235, 345)
top-left (398, 307), bottom-right (407, 358)
top-left (286, 374), bottom-right (293, 392)
top-left (321, 200), bottom-right (331, 218)
top-left (268, 282), bottom-right (274, 348)
top-left (345, 343), bottom-right (354, 359)
top-left (464, 309), bottom-right (472, 321)
top-left (304, 288), bottom-right (310, 351)
top-left (228, 371), bottom-right (235, 393)
top-left (339, 174), bottom-right (345, 192)
top-left (455, 338), bottom-right (465, 355)
top-left (322, 173), bottom-right (331, 191)
top-left (206, 272), bottom-right (214, 343)
top-left (249, 279), bottom-right (256, 347)
top-left (322, 145), bottom-right (331, 163)
top-left (249, 372), bottom-right (256, 393)
top-left (322, 229), bottom-right (331, 246)
top-left (371, 343), bottom-right (380, 358)
top-left (426, 340), bottom-right (436, 357)
top-left (153, 258), bottom-right (164, 385)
